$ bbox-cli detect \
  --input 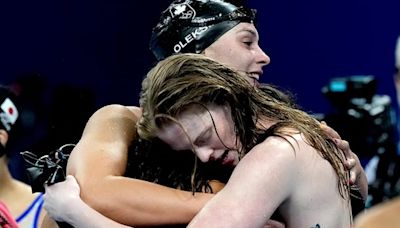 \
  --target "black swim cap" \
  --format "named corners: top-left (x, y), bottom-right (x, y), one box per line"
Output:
top-left (150, 0), bottom-right (256, 61)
